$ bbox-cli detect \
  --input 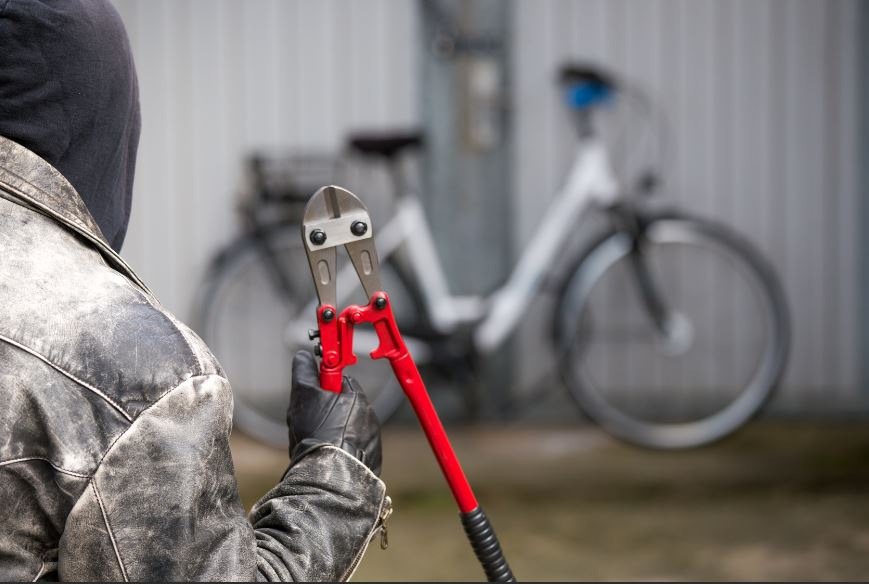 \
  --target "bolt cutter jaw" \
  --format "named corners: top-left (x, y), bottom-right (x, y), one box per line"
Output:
top-left (302, 185), bottom-right (382, 308)
top-left (303, 185), bottom-right (391, 391)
